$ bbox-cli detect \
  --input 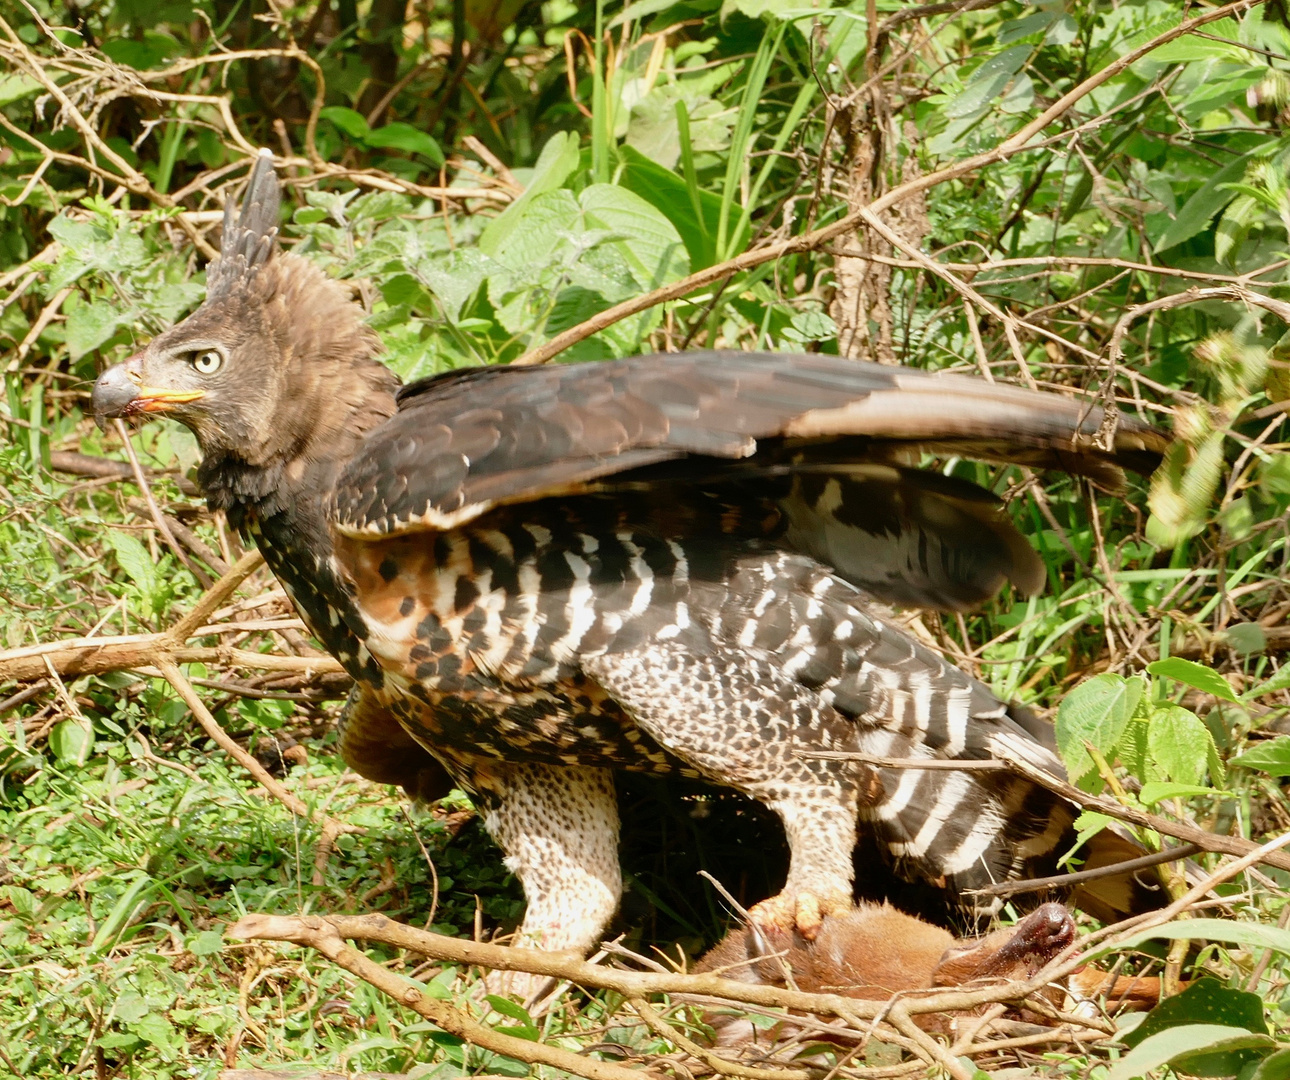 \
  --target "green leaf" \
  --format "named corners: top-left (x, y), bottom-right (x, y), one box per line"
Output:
top-left (1250, 1047), bottom-right (1290, 1080)
top-left (996, 11), bottom-right (1057, 44)
top-left (105, 530), bottom-right (157, 595)
top-left (1113, 919), bottom-right (1290, 958)
top-left (1244, 666), bottom-right (1290, 700)
top-left (1148, 704), bottom-right (1215, 786)
top-left (1120, 980), bottom-right (1269, 1078)
top-left (366, 122), bottom-right (445, 165)
top-left (65, 301), bottom-right (130, 360)
top-left (1138, 781), bottom-right (1225, 806)
top-left (479, 131), bottom-right (580, 258)
top-left (1055, 673), bottom-right (1143, 783)
top-left (0, 72), bottom-right (40, 106)
top-left (187, 930), bottom-right (225, 956)
top-left (319, 106), bottom-right (370, 140)
top-left (1222, 623), bottom-right (1267, 656)
top-left (1108, 1026), bottom-right (1273, 1080)
top-left (130, 1011), bottom-right (179, 1052)
top-left (1147, 657), bottom-right (1238, 702)
top-left (49, 718), bottom-right (95, 767)
top-left (581, 183), bottom-right (689, 289)
top-left (485, 995), bottom-right (536, 1024)
top-left (945, 46), bottom-right (1031, 119)
top-left (1154, 151), bottom-right (1256, 252)
top-left (1232, 736), bottom-right (1290, 777)
top-left (114, 993), bottom-right (150, 1024)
